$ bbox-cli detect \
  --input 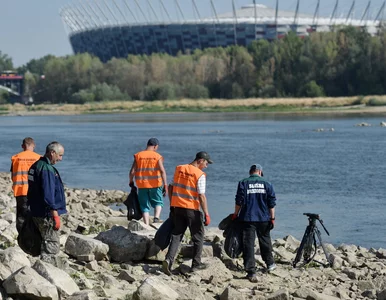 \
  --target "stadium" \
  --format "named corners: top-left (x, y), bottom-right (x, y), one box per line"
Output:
top-left (60, 0), bottom-right (385, 62)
